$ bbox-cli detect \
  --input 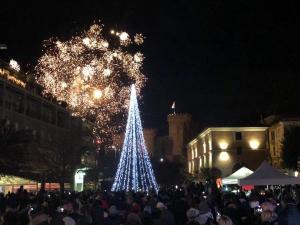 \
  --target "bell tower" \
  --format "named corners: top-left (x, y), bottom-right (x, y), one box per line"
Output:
top-left (167, 113), bottom-right (192, 161)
